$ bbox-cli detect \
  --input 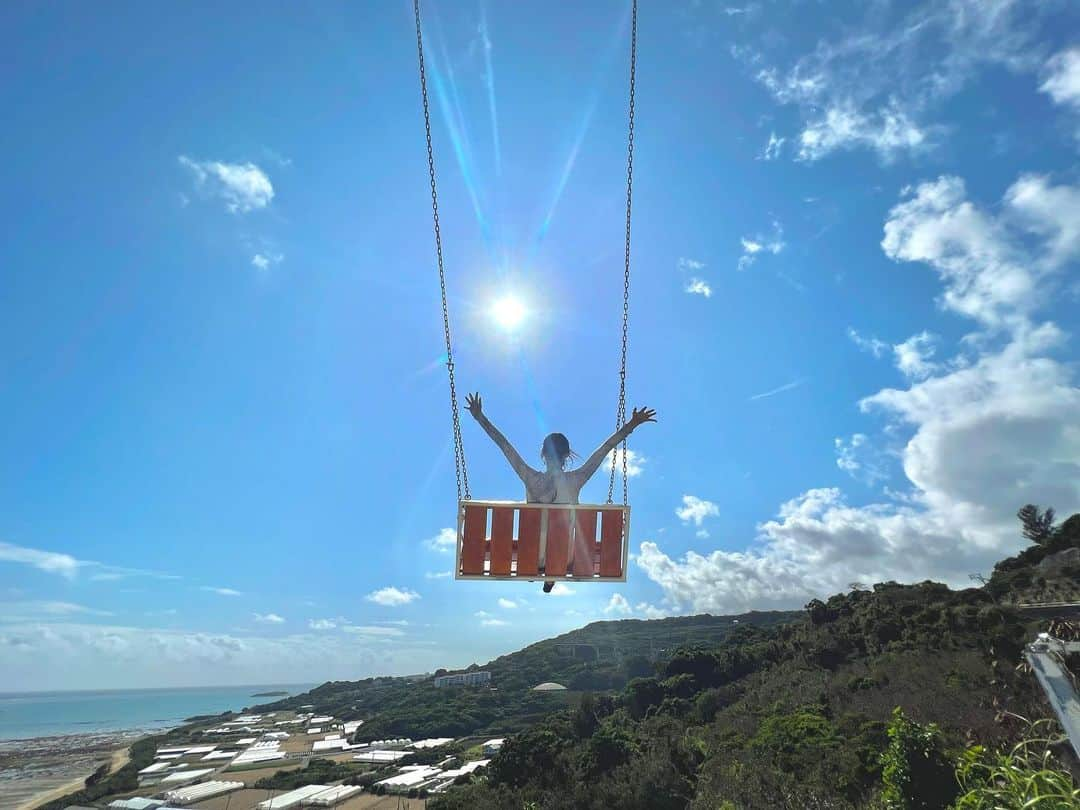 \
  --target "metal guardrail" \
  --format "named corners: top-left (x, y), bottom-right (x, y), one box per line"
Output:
top-left (1024, 633), bottom-right (1080, 760)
